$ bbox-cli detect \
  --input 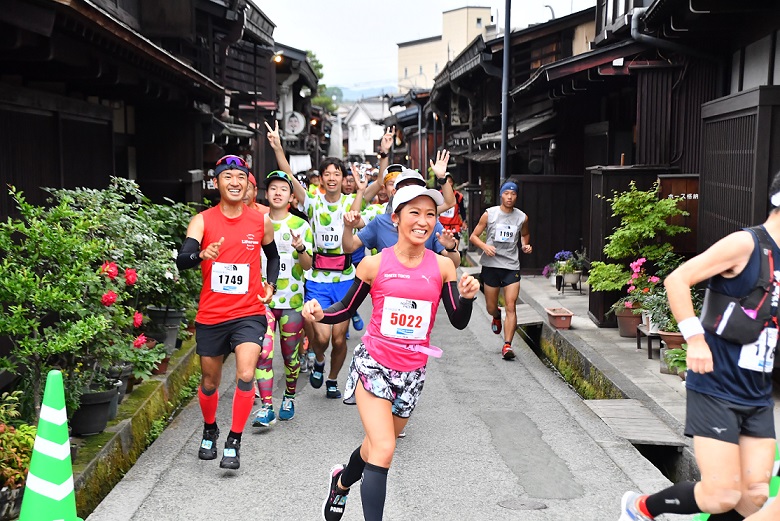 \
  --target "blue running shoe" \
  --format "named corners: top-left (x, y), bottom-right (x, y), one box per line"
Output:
top-left (310, 361), bottom-right (325, 389)
top-left (325, 380), bottom-right (342, 399)
top-left (279, 395), bottom-right (295, 421)
top-left (618, 491), bottom-right (653, 521)
top-left (251, 404), bottom-right (276, 428)
top-left (351, 313), bottom-right (364, 331)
